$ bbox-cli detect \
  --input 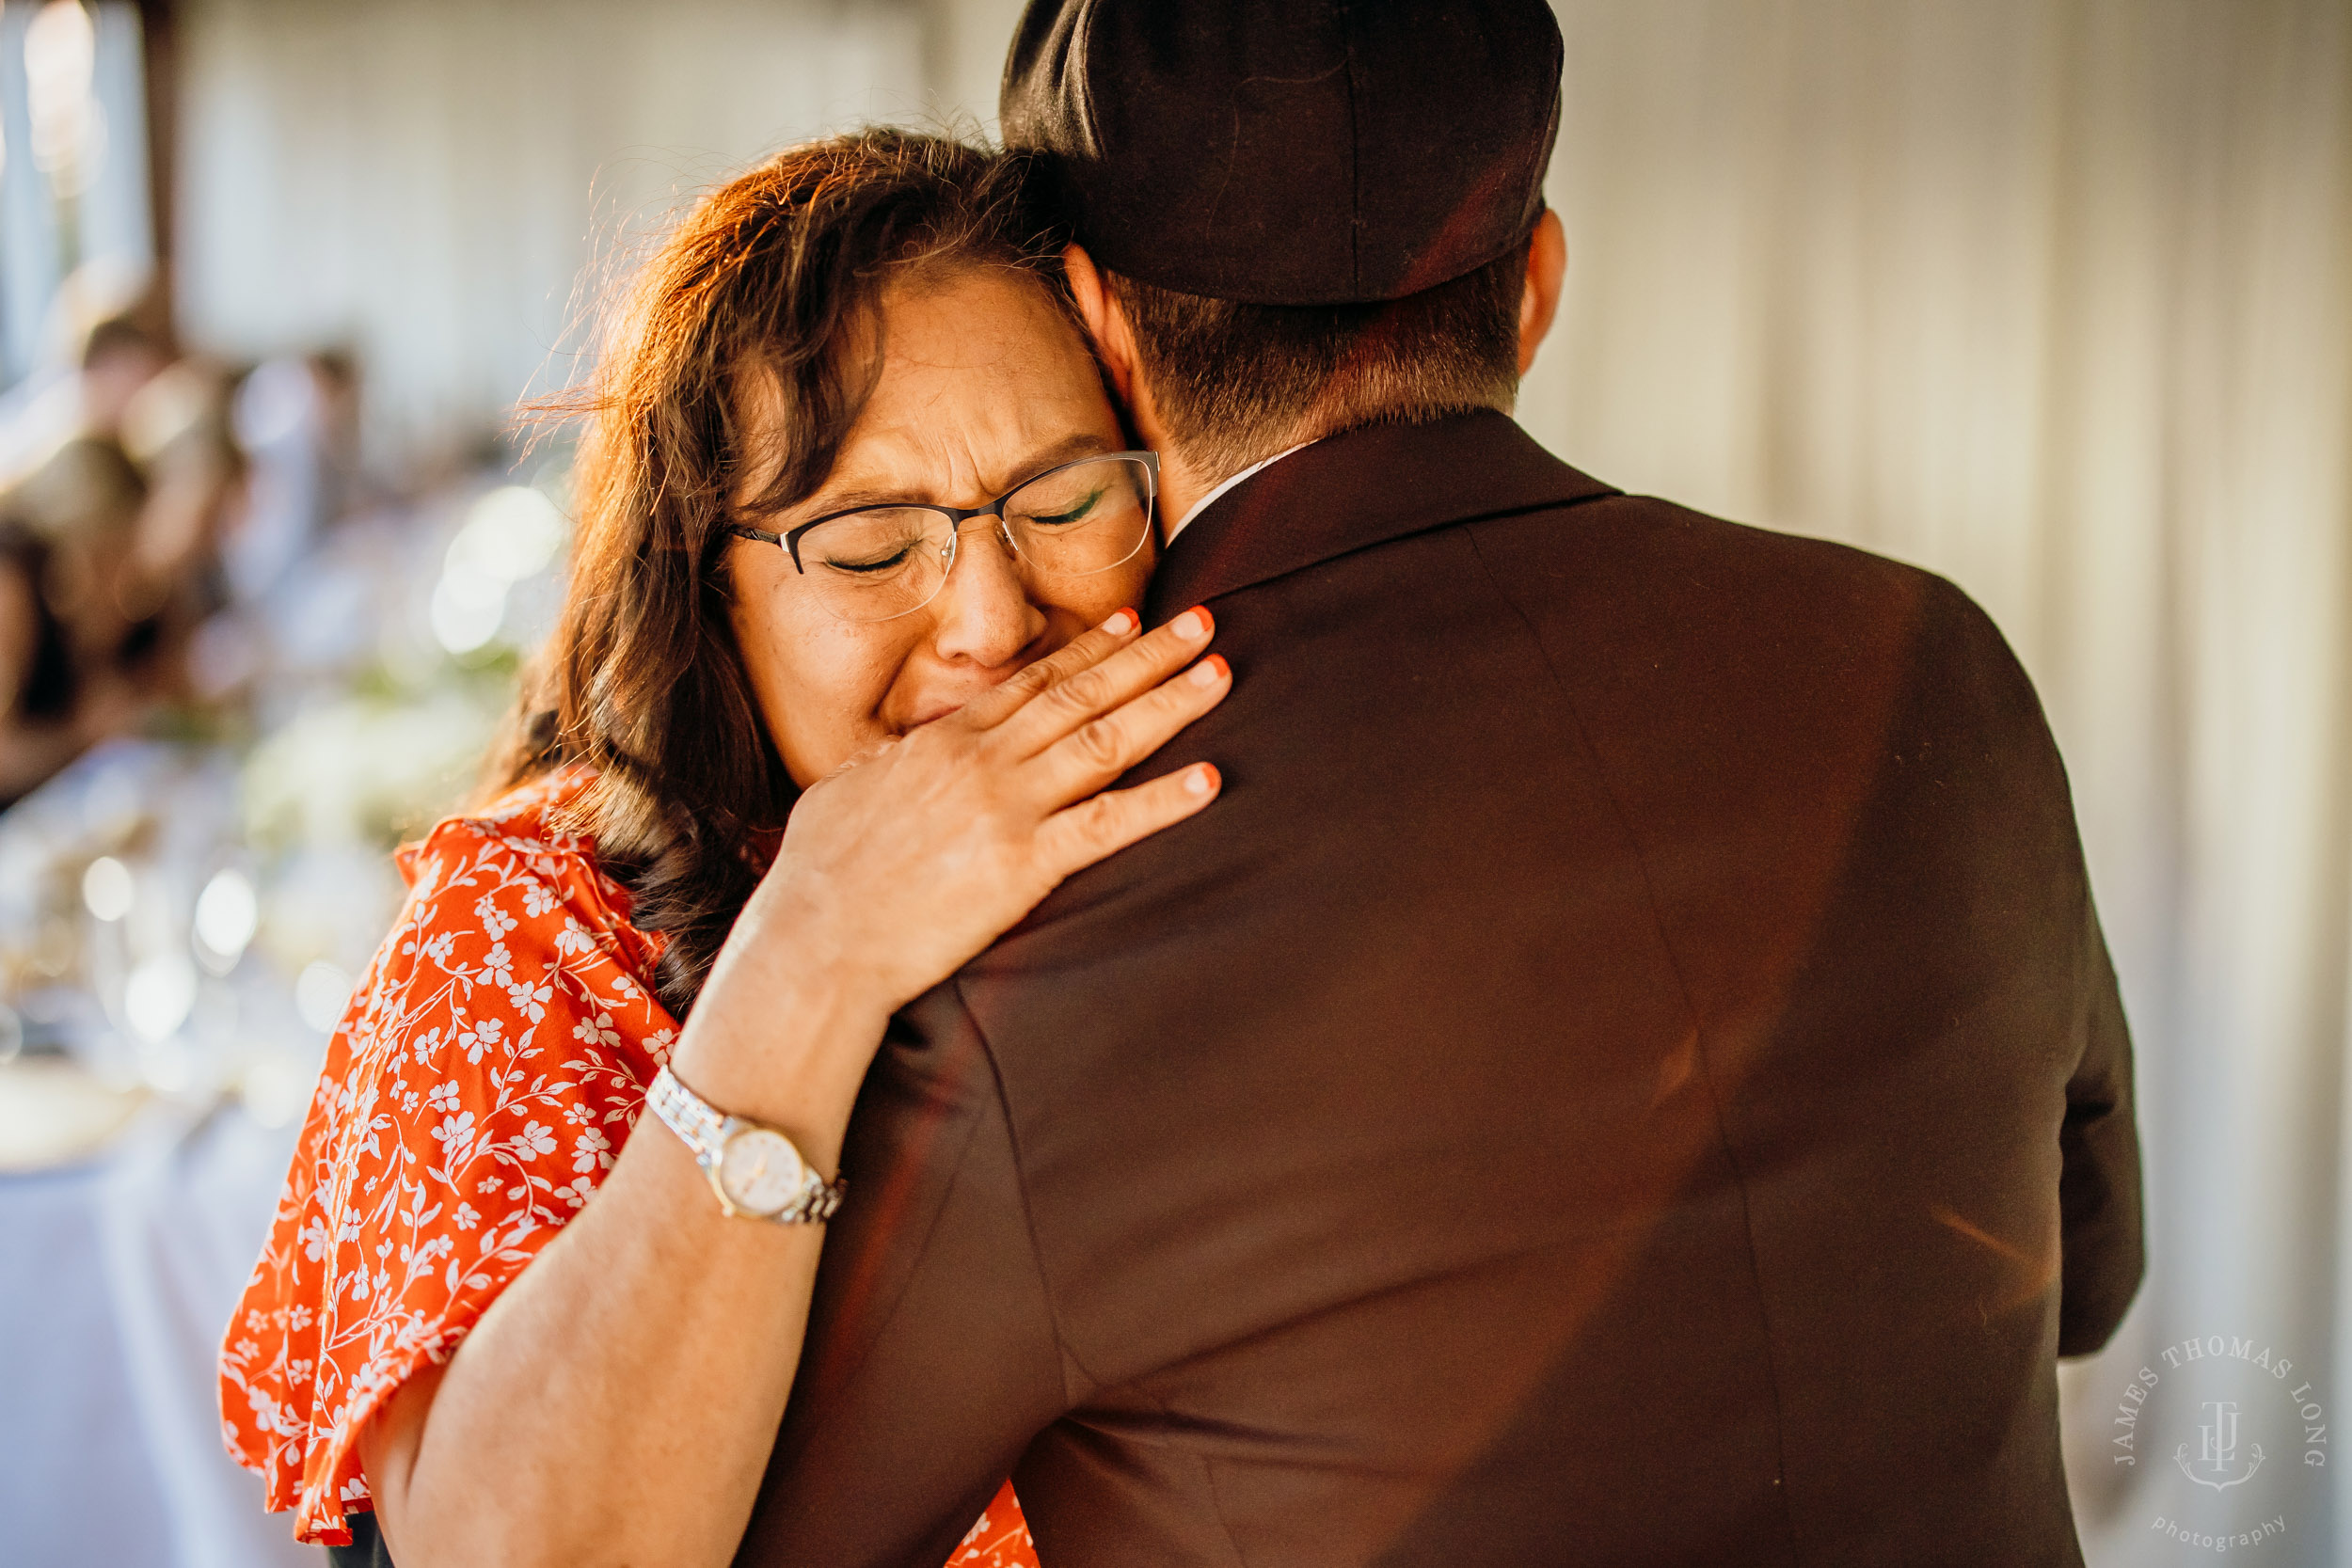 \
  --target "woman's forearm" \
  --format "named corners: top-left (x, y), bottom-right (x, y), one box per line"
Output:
top-left (360, 952), bottom-right (888, 1568)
